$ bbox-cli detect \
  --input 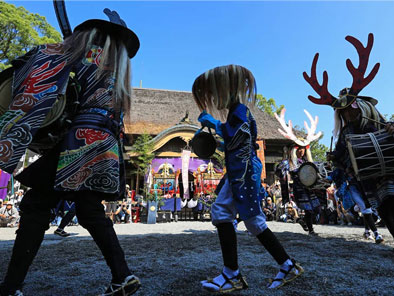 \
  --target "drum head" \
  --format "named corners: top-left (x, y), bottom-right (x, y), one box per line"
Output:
top-left (191, 130), bottom-right (216, 159)
top-left (298, 162), bottom-right (318, 187)
top-left (0, 67), bottom-right (14, 116)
